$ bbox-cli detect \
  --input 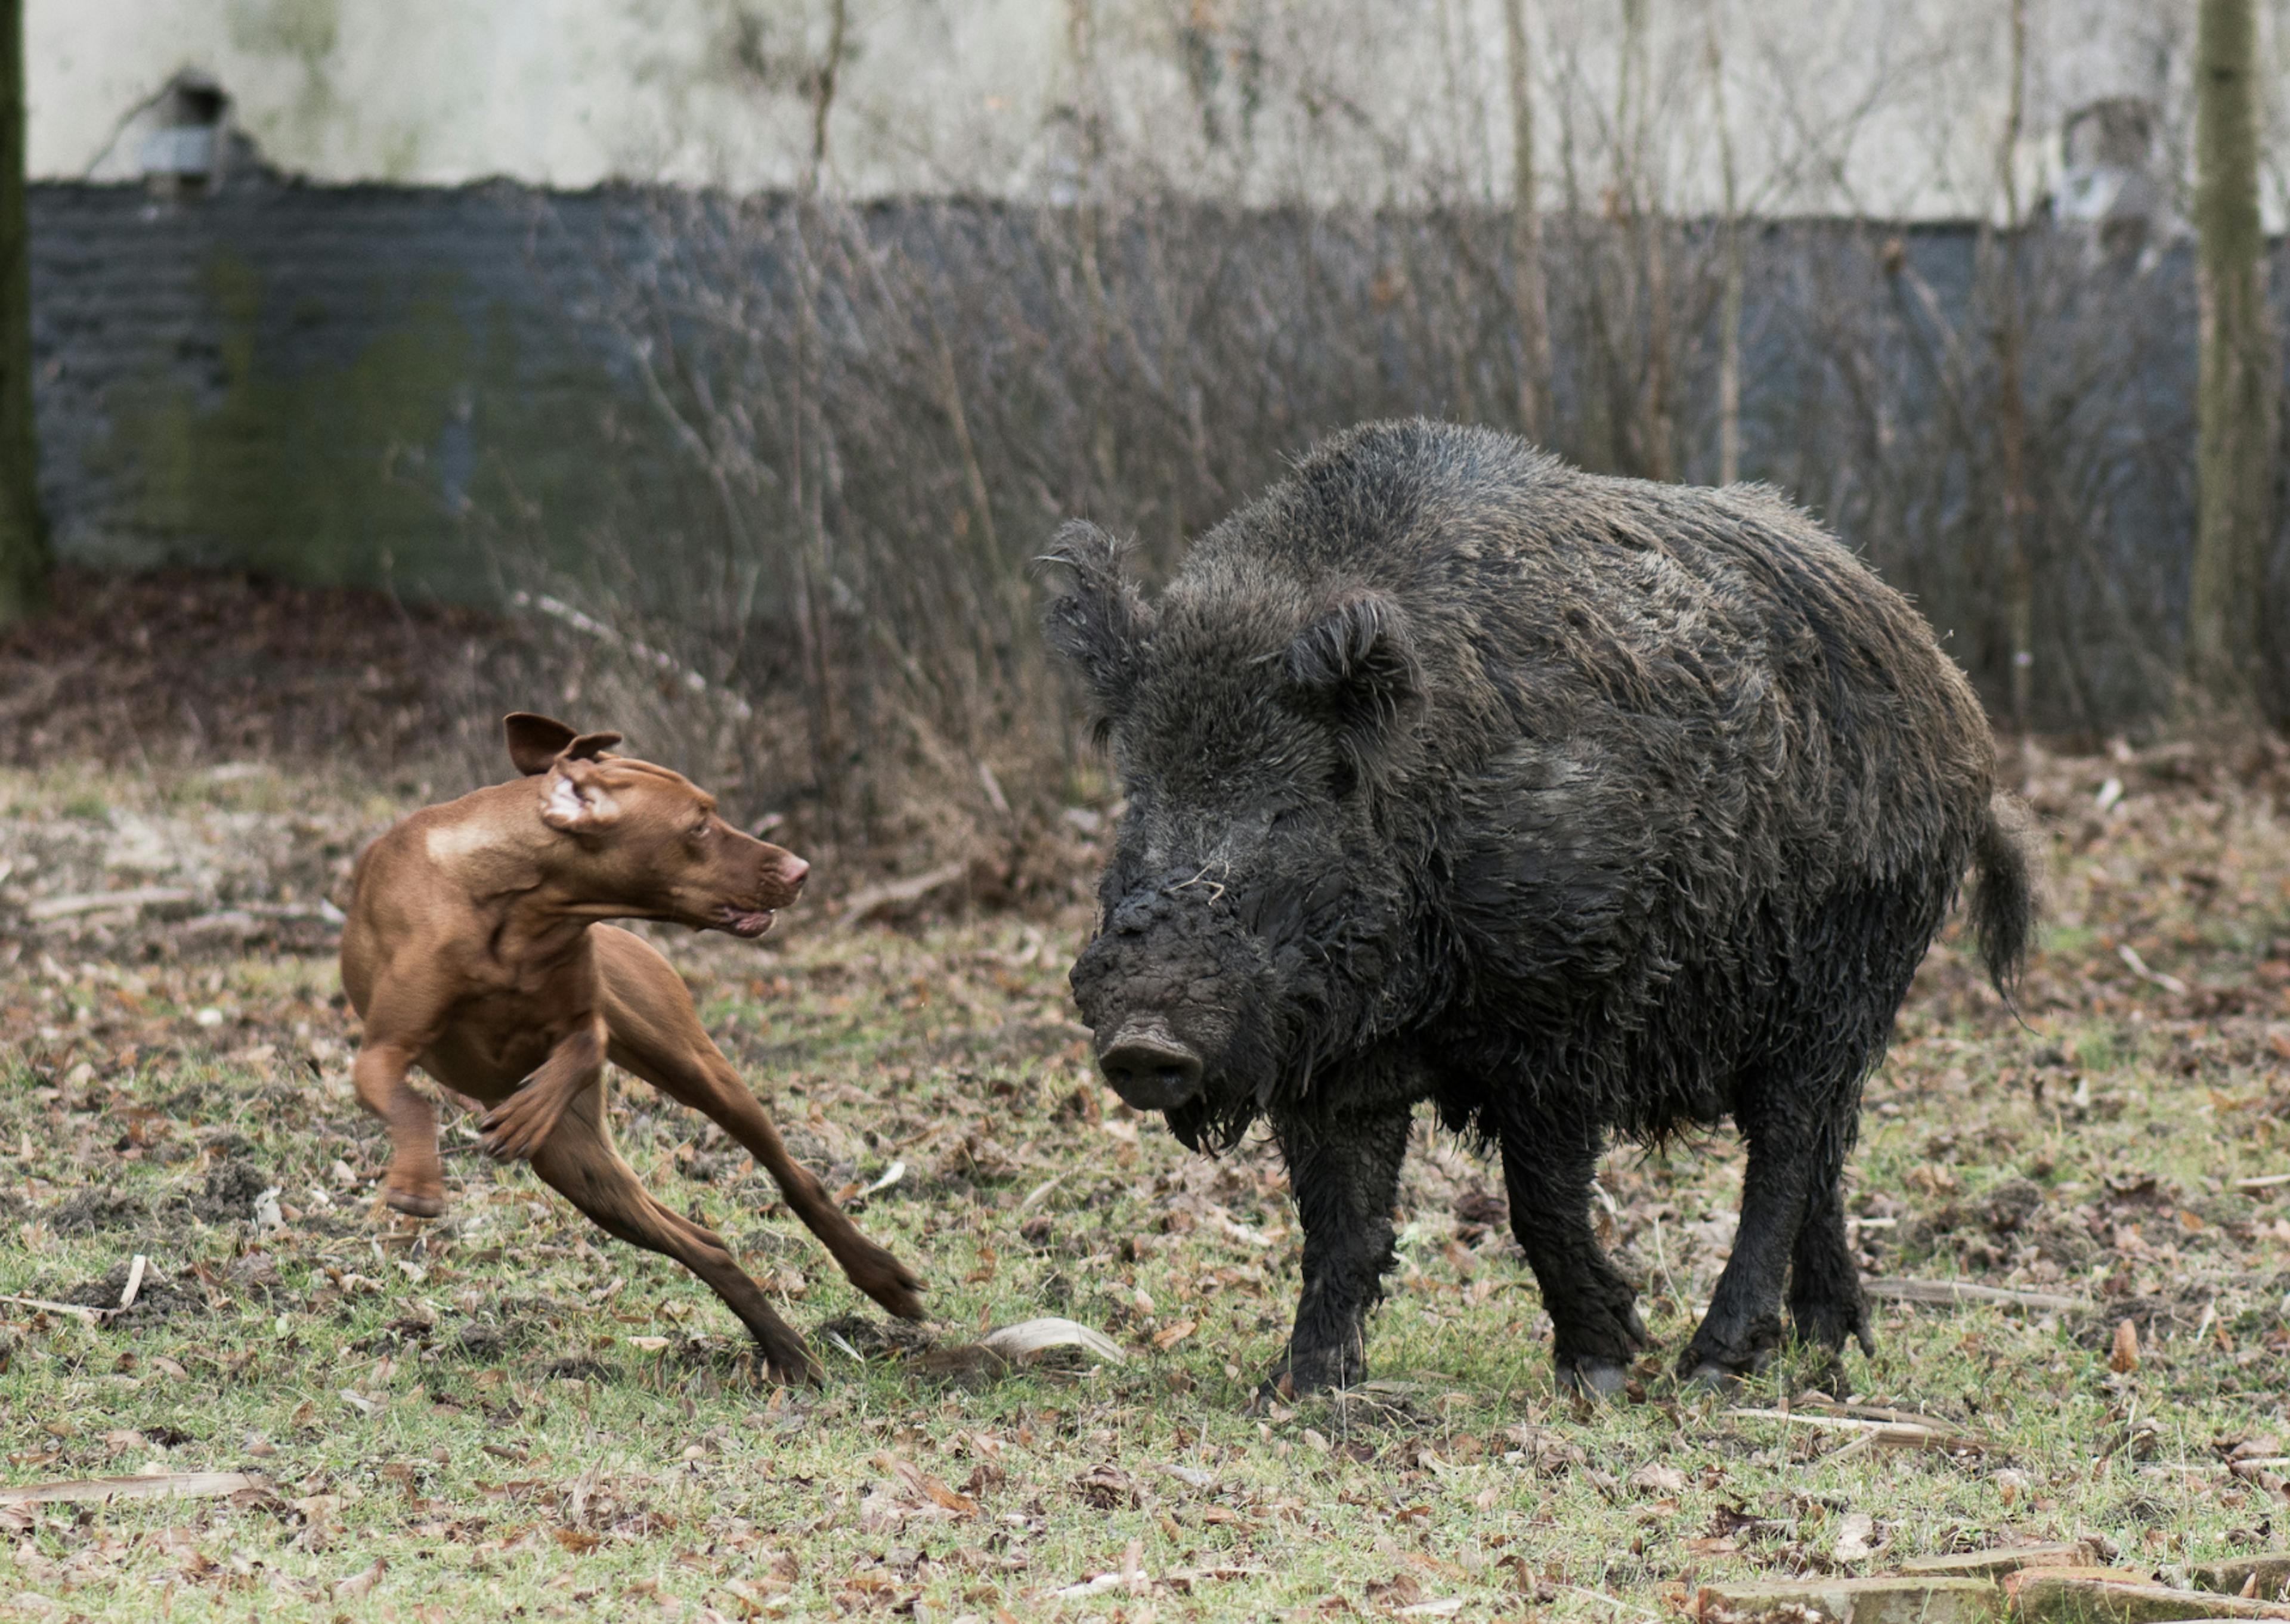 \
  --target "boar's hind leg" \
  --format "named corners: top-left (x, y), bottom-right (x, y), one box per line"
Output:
top-left (1264, 1104), bottom-right (1413, 1399)
top-left (1679, 1086), bottom-right (1830, 1385)
top-left (1497, 1114), bottom-right (1648, 1397)
top-left (1787, 1126), bottom-right (1873, 1360)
